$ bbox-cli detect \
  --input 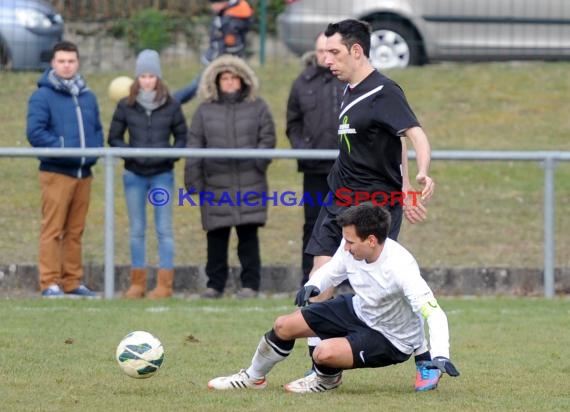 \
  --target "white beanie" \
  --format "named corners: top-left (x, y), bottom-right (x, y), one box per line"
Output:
top-left (135, 49), bottom-right (162, 78)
